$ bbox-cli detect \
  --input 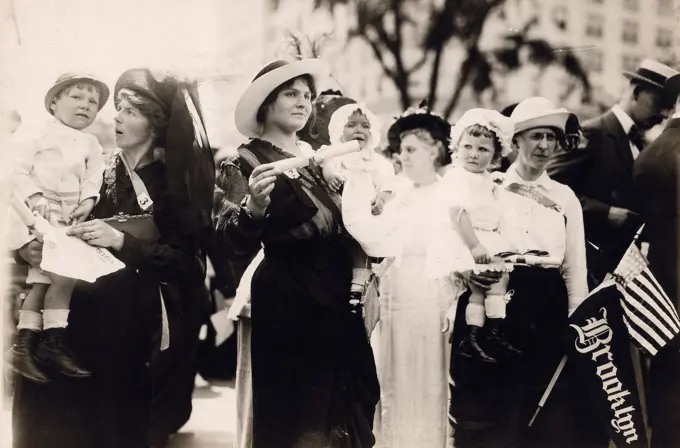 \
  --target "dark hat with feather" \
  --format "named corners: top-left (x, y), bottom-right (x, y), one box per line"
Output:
top-left (114, 68), bottom-right (215, 238)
